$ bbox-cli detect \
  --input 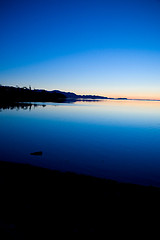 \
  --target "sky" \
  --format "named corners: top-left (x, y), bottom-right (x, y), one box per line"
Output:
top-left (0, 0), bottom-right (160, 99)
